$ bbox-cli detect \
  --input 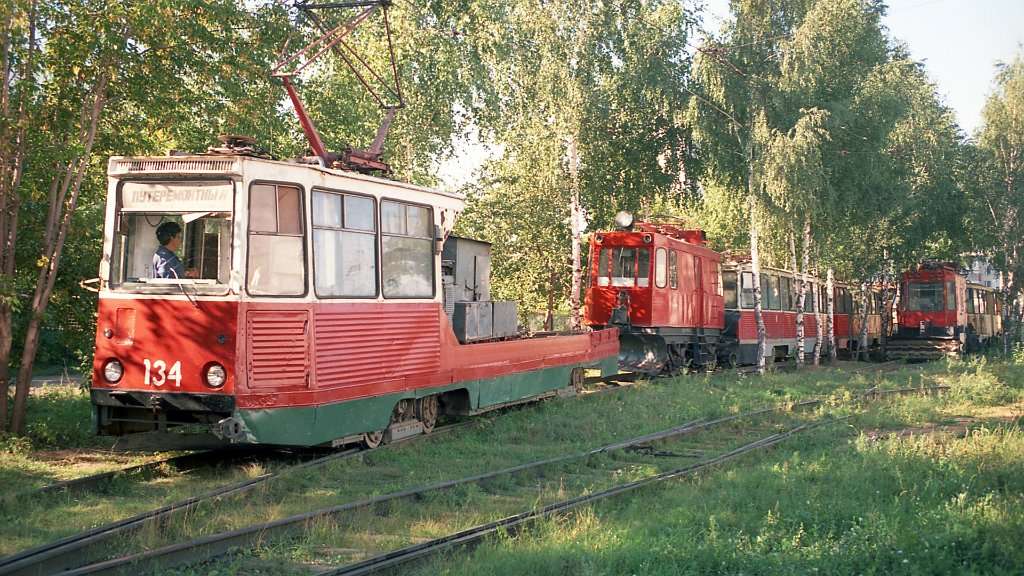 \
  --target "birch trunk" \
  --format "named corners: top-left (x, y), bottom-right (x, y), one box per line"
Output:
top-left (793, 218), bottom-right (810, 368)
top-left (789, 232), bottom-right (801, 368)
top-left (858, 282), bottom-right (869, 361)
top-left (545, 268), bottom-right (557, 332)
top-left (826, 267), bottom-right (836, 364)
top-left (10, 67), bottom-right (109, 434)
top-left (749, 194), bottom-right (767, 374)
top-left (567, 136), bottom-right (583, 332)
top-left (880, 256), bottom-right (893, 360)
